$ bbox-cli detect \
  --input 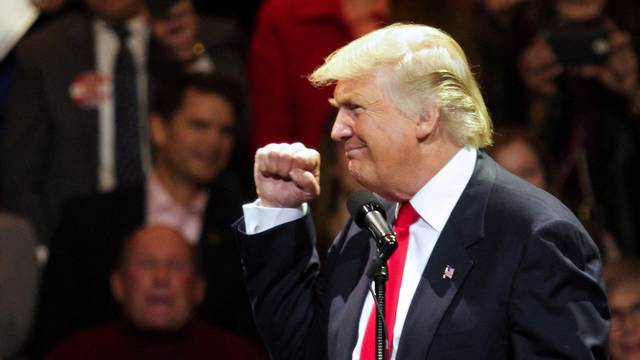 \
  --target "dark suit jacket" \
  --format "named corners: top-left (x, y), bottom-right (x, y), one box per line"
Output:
top-left (31, 172), bottom-right (257, 358)
top-left (235, 152), bottom-right (610, 359)
top-left (1, 11), bottom-right (247, 245)
top-left (0, 213), bottom-right (39, 358)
